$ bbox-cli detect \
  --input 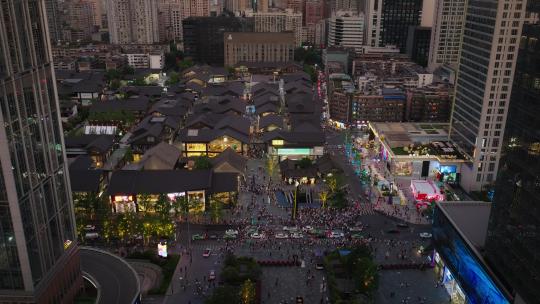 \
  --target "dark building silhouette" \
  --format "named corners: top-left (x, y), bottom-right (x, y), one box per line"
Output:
top-left (484, 2), bottom-right (540, 303)
top-left (406, 26), bottom-right (431, 67)
top-left (380, 0), bottom-right (422, 52)
top-left (183, 15), bottom-right (254, 66)
top-left (0, 0), bottom-right (82, 302)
